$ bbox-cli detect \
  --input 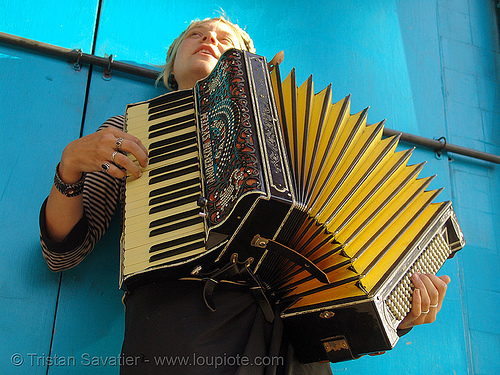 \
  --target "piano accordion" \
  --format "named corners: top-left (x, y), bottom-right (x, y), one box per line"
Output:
top-left (120, 49), bottom-right (465, 363)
